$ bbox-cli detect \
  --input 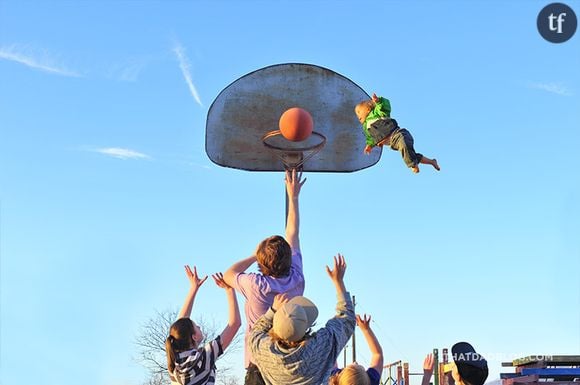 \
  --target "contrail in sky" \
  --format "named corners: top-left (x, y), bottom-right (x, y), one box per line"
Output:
top-left (172, 42), bottom-right (203, 106)
top-left (95, 147), bottom-right (151, 160)
top-left (0, 45), bottom-right (80, 77)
